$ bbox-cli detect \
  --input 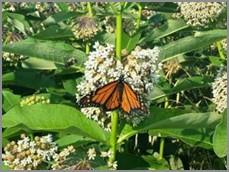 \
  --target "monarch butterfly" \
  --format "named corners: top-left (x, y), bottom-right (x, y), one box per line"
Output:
top-left (79, 75), bottom-right (146, 114)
